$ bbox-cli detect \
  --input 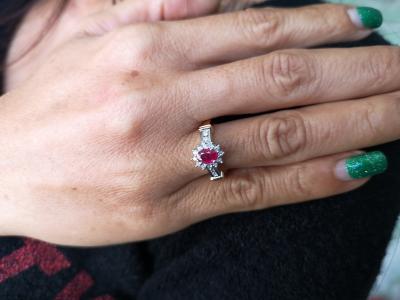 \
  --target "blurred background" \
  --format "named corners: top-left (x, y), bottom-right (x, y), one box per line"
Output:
top-left (332, 1), bottom-right (400, 299)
